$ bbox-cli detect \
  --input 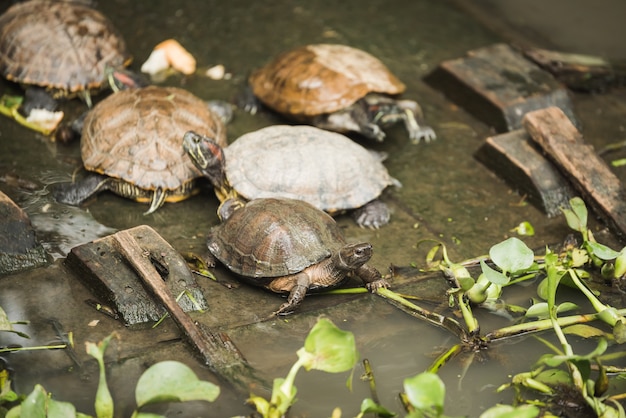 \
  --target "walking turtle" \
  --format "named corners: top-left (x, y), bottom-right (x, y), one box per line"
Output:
top-left (53, 86), bottom-right (231, 214)
top-left (208, 197), bottom-right (389, 315)
top-left (183, 125), bottom-right (401, 228)
top-left (243, 44), bottom-right (436, 143)
top-left (0, 0), bottom-right (131, 131)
